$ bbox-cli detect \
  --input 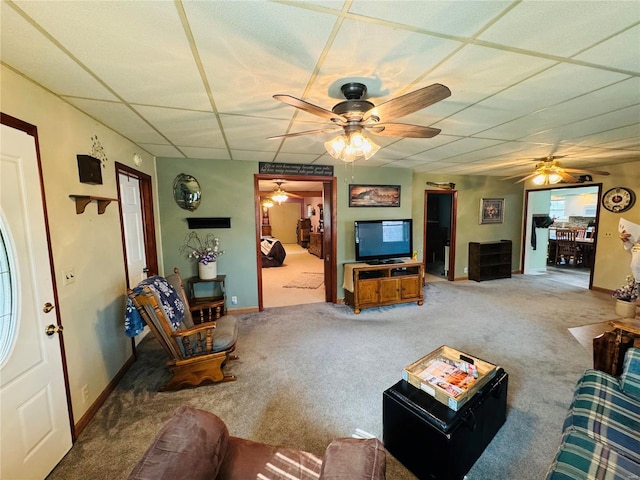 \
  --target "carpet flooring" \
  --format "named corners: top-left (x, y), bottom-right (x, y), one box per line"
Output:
top-left (48, 274), bottom-right (619, 480)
